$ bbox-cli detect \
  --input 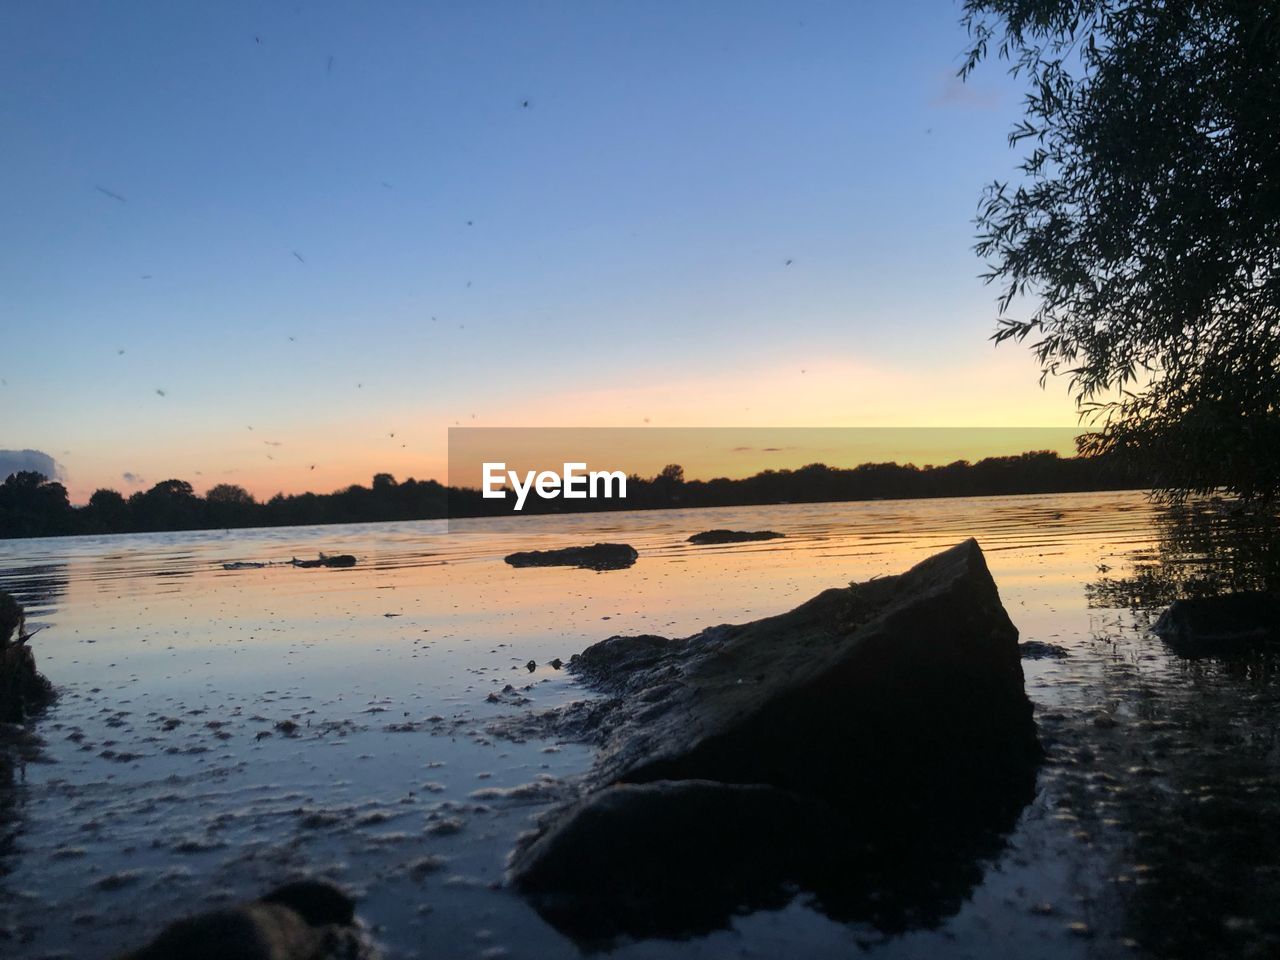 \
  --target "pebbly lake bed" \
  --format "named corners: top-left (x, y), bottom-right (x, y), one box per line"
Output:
top-left (1, 490), bottom-right (1278, 959)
